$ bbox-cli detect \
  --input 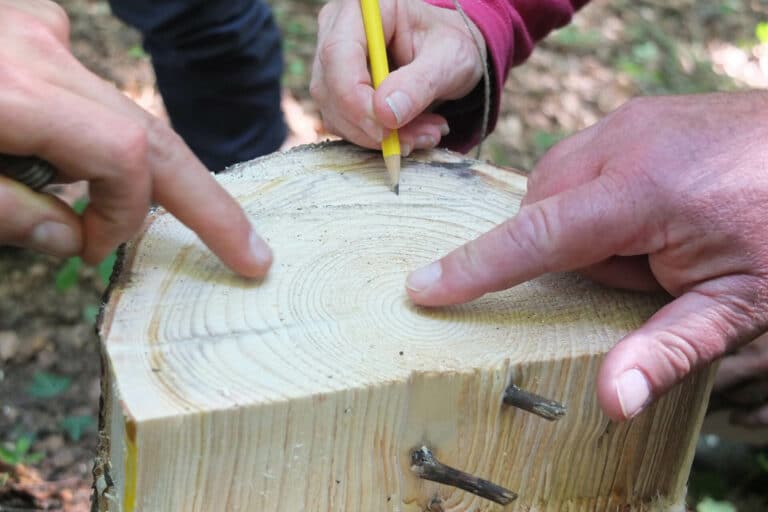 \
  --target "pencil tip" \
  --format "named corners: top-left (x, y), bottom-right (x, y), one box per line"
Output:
top-left (384, 154), bottom-right (401, 195)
